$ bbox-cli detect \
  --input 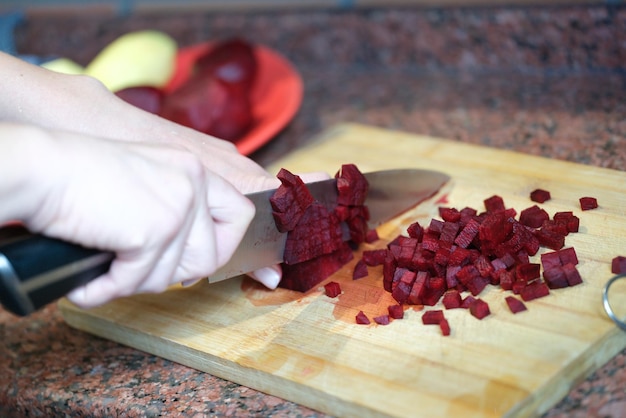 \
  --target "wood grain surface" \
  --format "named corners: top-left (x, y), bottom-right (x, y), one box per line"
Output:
top-left (59, 123), bottom-right (626, 418)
